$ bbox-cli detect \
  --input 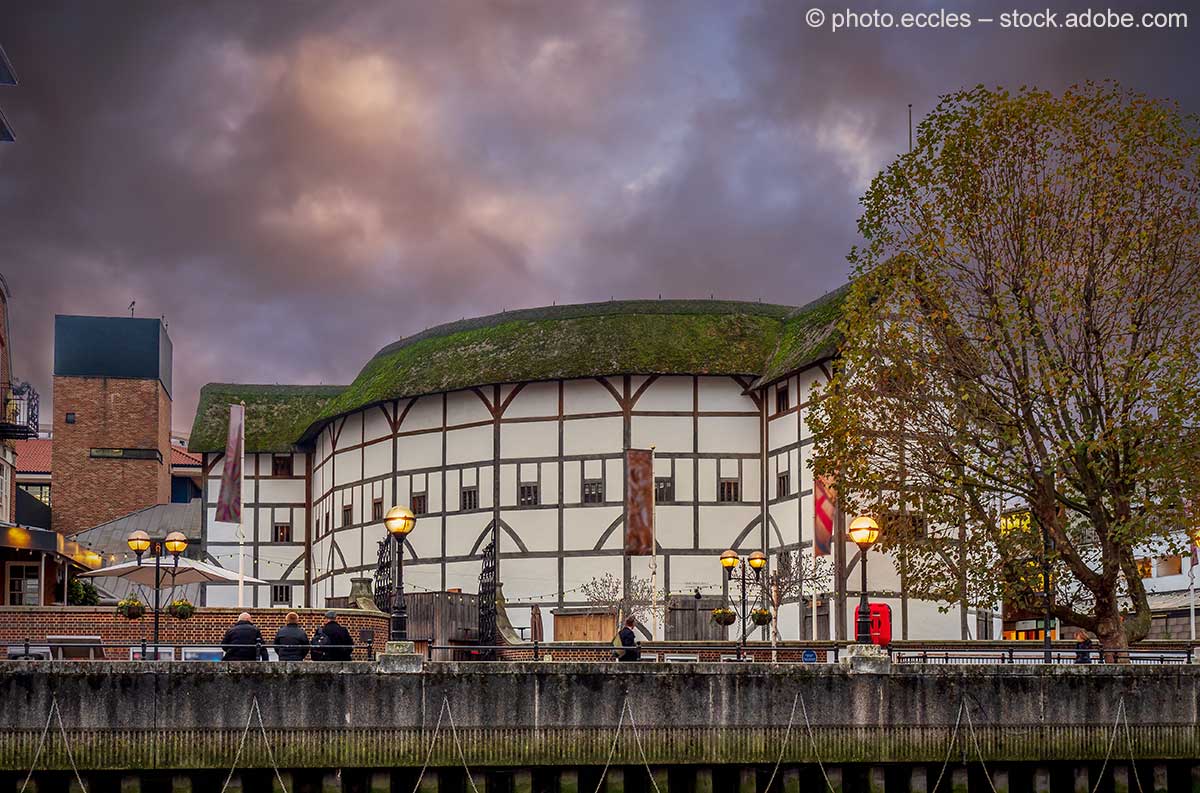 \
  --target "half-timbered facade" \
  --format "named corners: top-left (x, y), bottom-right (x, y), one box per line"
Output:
top-left (191, 292), bottom-right (999, 640)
